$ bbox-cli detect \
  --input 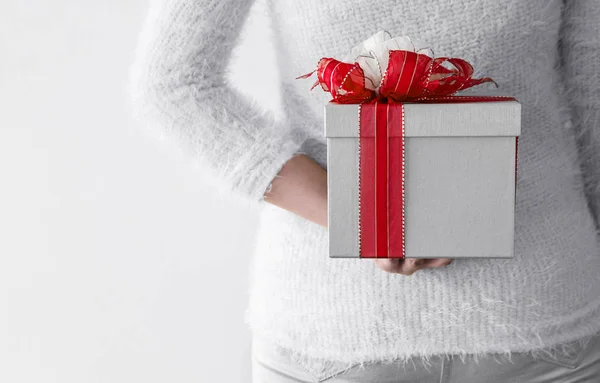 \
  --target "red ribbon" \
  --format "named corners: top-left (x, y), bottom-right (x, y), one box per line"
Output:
top-left (358, 102), bottom-right (406, 257)
top-left (299, 50), bottom-right (518, 258)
